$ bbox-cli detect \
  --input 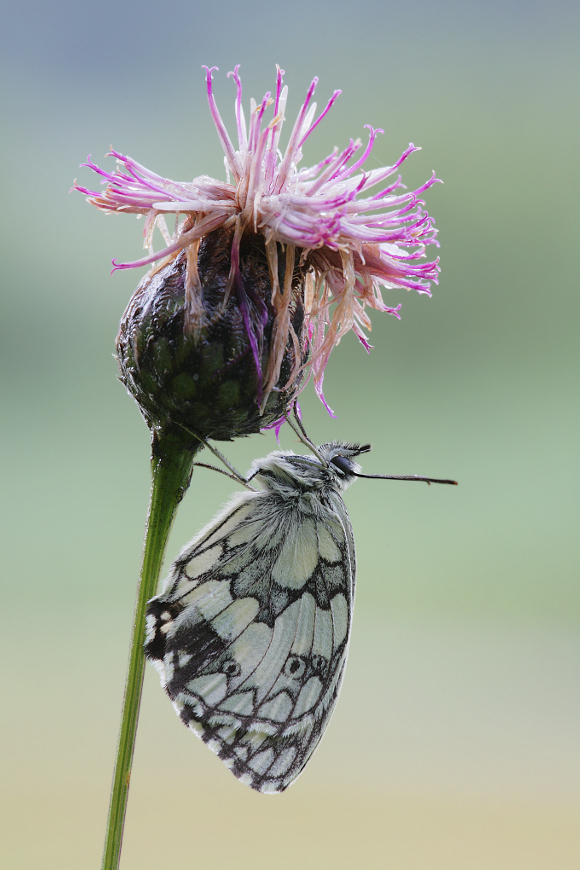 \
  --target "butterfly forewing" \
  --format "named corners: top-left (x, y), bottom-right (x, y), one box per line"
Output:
top-left (145, 442), bottom-right (366, 792)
